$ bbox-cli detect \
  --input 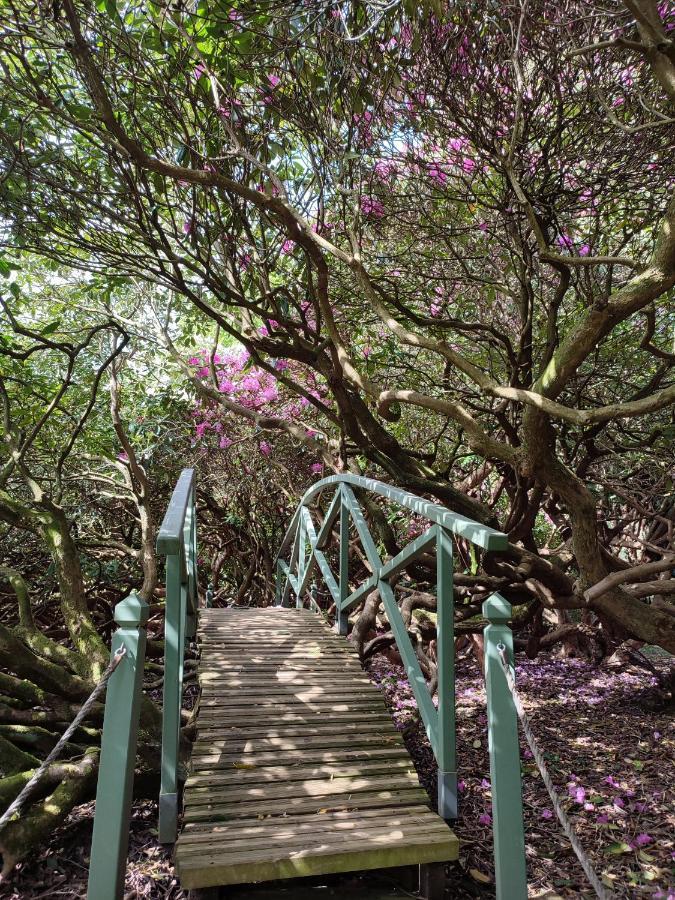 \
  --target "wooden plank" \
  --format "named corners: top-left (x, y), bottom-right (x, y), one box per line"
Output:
top-left (182, 787), bottom-right (430, 821)
top-left (195, 711), bottom-right (397, 725)
top-left (195, 731), bottom-right (404, 755)
top-left (190, 719), bottom-right (396, 738)
top-left (186, 777), bottom-right (421, 806)
top-left (182, 804), bottom-right (437, 836)
top-left (186, 760), bottom-right (416, 787)
top-left (184, 804), bottom-right (439, 843)
top-left (197, 698), bottom-right (387, 712)
top-left (188, 747), bottom-right (411, 768)
top-left (177, 820), bottom-right (453, 854)
top-left (176, 830), bottom-right (457, 889)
